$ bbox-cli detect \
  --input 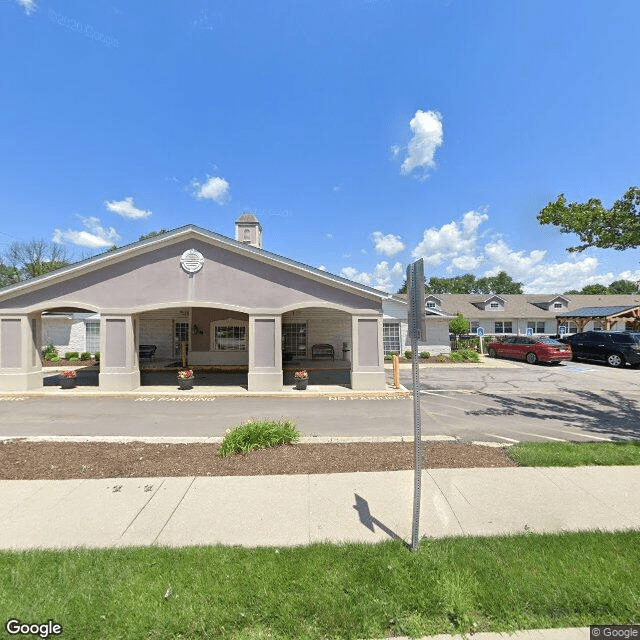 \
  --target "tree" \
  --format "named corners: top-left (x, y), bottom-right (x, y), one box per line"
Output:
top-left (449, 313), bottom-right (470, 346)
top-left (0, 263), bottom-right (21, 288)
top-left (397, 271), bottom-right (523, 295)
top-left (5, 240), bottom-right (70, 281)
top-left (579, 284), bottom-right (609, 295)
top-left (608, 279), bottom-right (640, 294)
top-left (537, 186), bottom-right (640, 252)
top-left (139, 229), bottom-right (168, 241)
